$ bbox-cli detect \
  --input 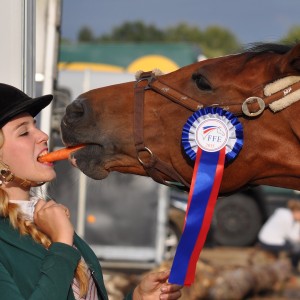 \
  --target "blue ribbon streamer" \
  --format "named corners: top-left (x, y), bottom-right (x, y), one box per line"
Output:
top-left (169, 150), bottom-right (221, 285)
